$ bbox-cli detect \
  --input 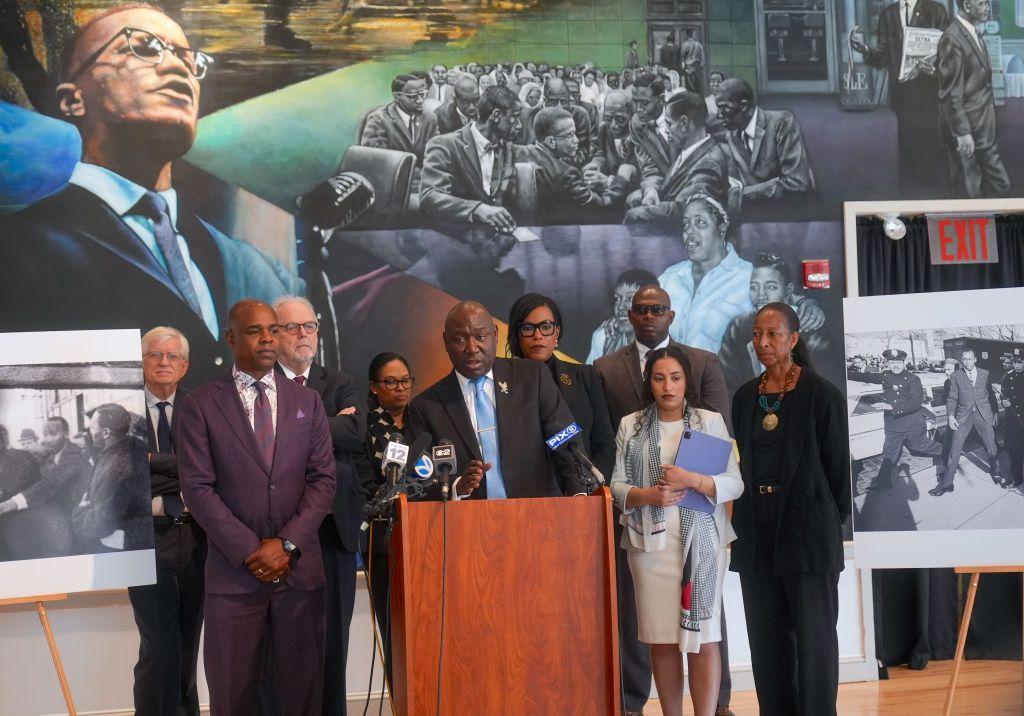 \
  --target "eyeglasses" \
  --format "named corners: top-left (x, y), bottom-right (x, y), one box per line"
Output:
top-left (631, 304), bottom-right (669, 316)
top-left (372, 377), bottom-right (415, 390)
top-left (143, 351), bottom-right (186, 363)
top-left (549, 132), bottom-right (577, 141)
top-left (397, 89), bottom-right (428, 99)
top-left (518, 321), bottom-right (559, 337)
top-left (281, 321), bottom-right (319, 335)
top-left (67, 27), bottom-right (213, 82)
